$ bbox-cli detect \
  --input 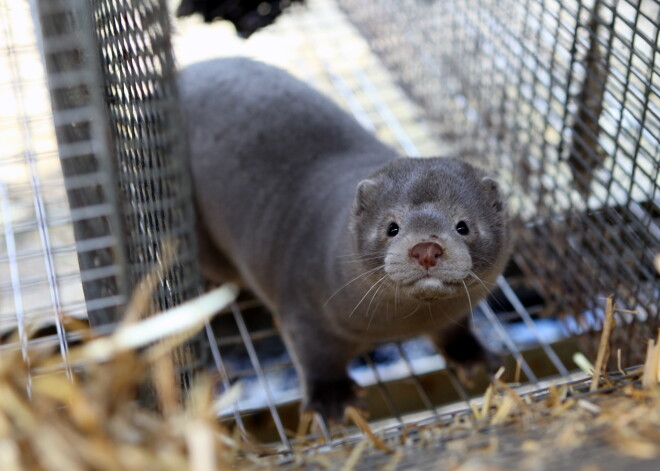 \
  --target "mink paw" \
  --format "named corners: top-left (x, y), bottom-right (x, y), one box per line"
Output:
top-left (303, 377), bottom-right (366, 425)
top-left (452, 349), bottom-right (503, 388)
